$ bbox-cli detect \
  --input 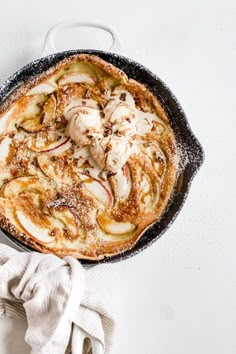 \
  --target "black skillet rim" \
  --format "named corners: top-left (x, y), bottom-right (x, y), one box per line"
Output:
top-left (0, 49), bottom-right (204, 264)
